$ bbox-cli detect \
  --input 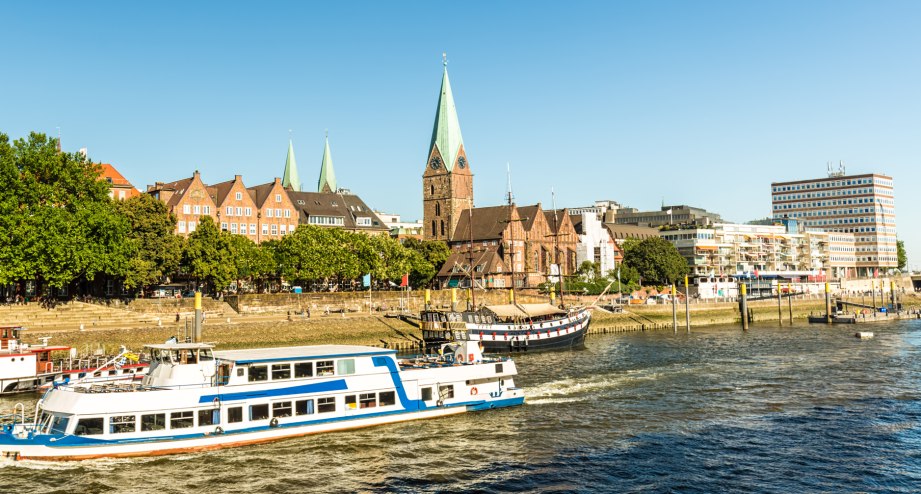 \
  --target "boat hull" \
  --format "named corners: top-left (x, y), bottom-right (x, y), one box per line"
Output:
top-left (423, 308), bottom-right (591, 354)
